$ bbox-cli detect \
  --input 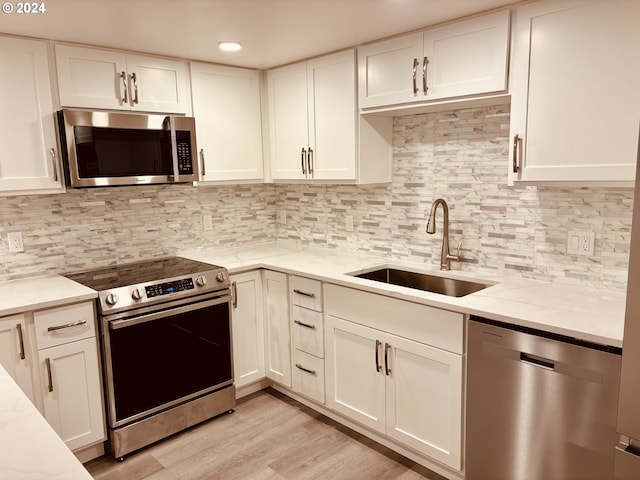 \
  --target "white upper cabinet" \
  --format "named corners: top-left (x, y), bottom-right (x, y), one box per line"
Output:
top-left (191, 63), bottom-right (264, 182)
top-left (0, 36), bottom-right (63, 195)
top-left (509, 0), bottom-right (640, 185)
top-left (267, 49), bottom-right (392, 184)
top-left (358, 10), bottom-right (510, 110)
top-left (56, 44), bottom-right (189, 114)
